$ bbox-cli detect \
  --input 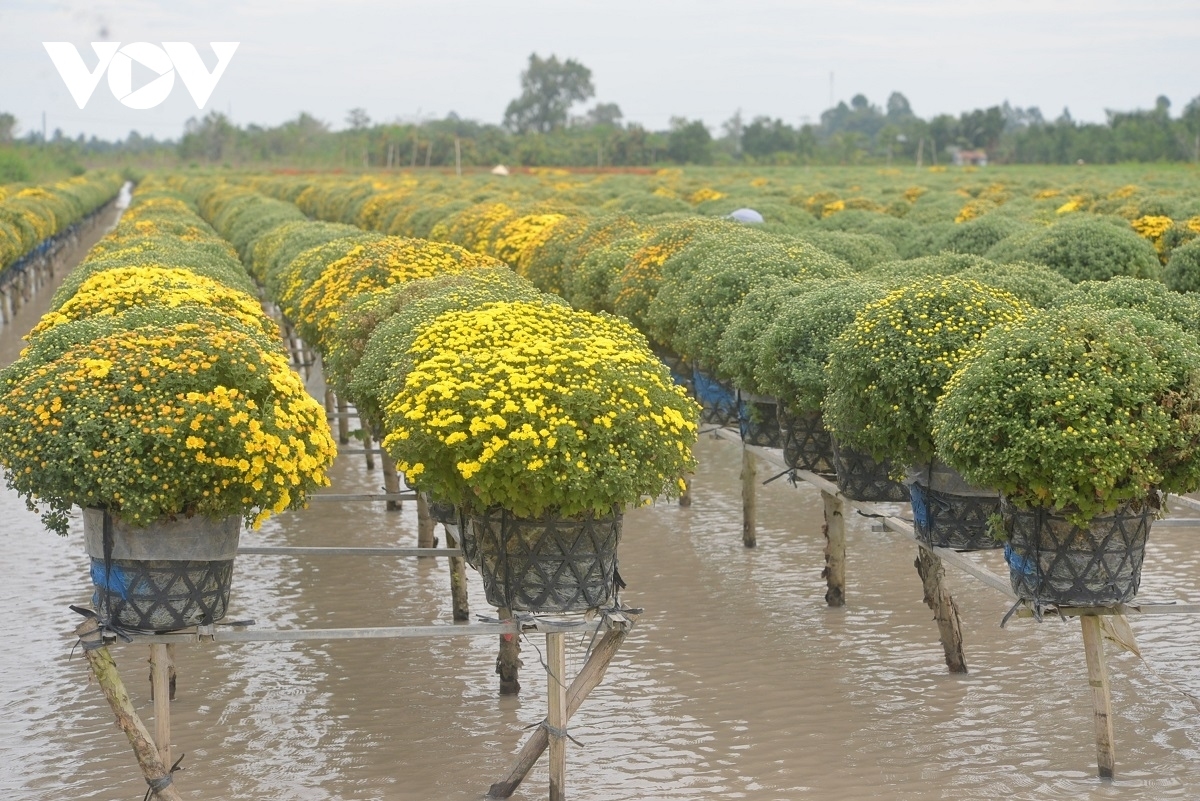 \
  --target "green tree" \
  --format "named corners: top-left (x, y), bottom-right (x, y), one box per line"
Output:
top-left (583, 102), bottom-right (623, 127)
top-left (504, 54), bottom-right (595, 134)
top-left (0, 112), bottom-right (16, 144)
top-left (666, 117), bottom-right (713, 164)
top-left (742, 117), bottom-right (798, 160)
